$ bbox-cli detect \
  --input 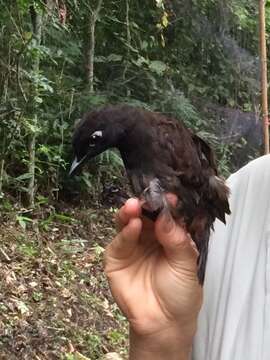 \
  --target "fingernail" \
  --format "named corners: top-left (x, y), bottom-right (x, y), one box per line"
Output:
top-left (125, 198), bottom-right (138, 207)
top-left (162, 213), bottom-right (174, 233)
